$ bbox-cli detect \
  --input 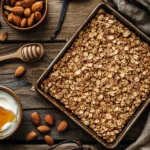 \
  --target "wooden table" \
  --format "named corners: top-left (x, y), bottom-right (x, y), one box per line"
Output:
top-left (0, 0), bottom-right (149, 149)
